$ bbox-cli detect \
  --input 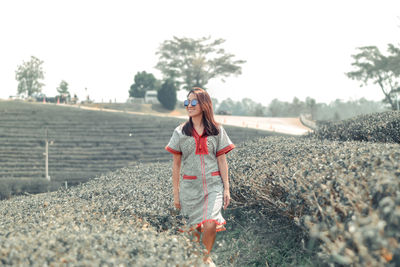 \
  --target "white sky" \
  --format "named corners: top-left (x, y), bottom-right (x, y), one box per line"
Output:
top-left (0, 0), bottom-right (399, 106)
